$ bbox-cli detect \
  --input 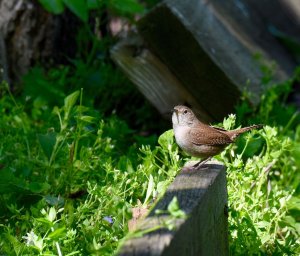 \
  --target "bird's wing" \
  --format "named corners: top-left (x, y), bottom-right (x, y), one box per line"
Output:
top-left (188, 126), bottom-right (233, 145)
top-left (209, 126), bottom-right (227, 132)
